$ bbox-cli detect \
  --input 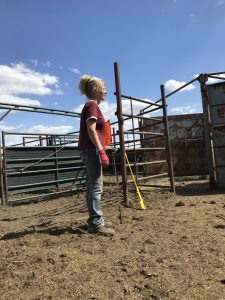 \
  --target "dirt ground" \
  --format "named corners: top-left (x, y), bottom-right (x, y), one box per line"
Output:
top-left (0, 180), bottom-right (225, 300)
